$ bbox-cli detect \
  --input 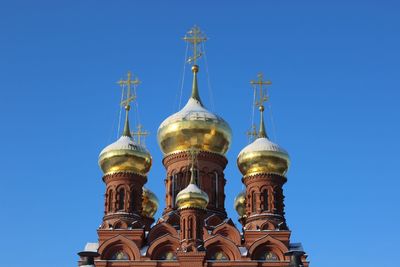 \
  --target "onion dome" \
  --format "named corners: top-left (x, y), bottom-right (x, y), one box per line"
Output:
top-left (176, 165), bottom-right (209, 210)
top-left (234, 191), bottom-right (246, 218)
top-left (142, 187), bottom-right (159, 218)
top-left (158, 65), bottom-right (232, 156)
top-left (99, 106), bottom-right (152, 176)
top-left (237, 106), bottom-right (290, 177)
